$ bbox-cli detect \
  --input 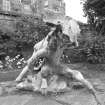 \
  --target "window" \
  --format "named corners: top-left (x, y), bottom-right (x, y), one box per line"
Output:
top-left (44, 0), bottom-right (48, 8)
top-left (3, 0), bottom-right (11, 11)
